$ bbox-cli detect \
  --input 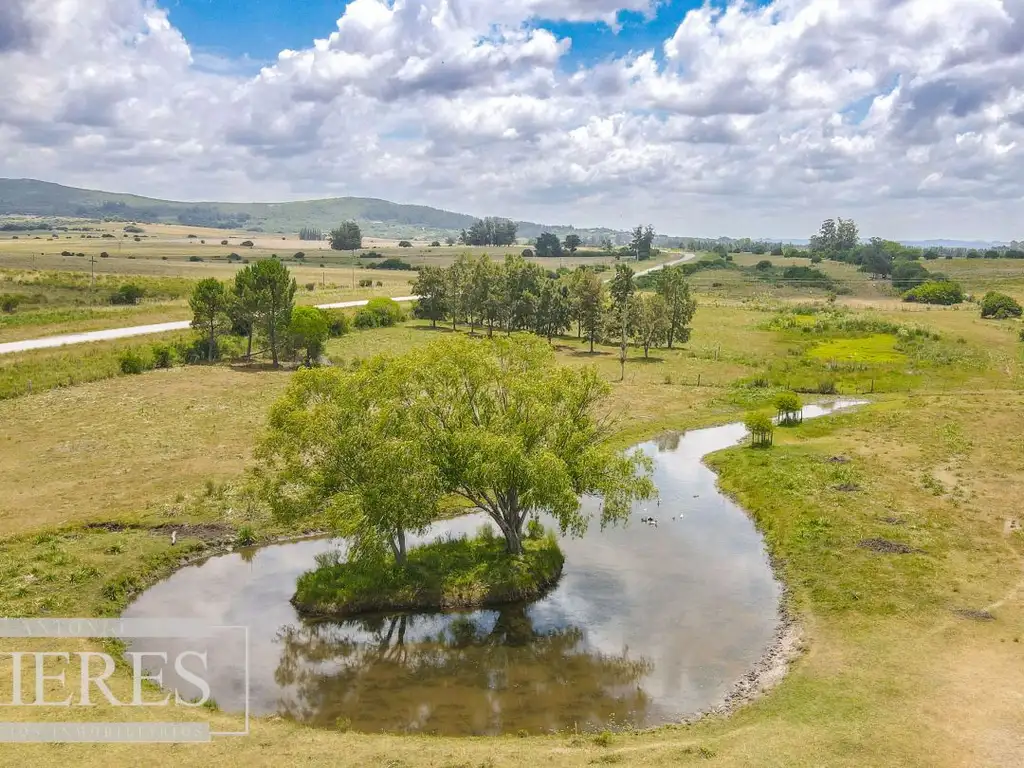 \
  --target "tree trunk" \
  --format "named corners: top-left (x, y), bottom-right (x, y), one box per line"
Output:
top-left (431, 317), bottom-right (436, 328)
top-left (396, 527), bottom-right (406, 564)
top-left (505, 528), bottom-right (524, 555)
top-left (644, 341), bottom-right (650, 359)
top-left (589, 331), bottom-right (595, 353)
top-left (269, 317), bottom-right (278, 368)
top-left (246, 328), bottom-right (253, 360)
top-left (667, 326), bottom-right (674, 350)
top-left (207, 319), bottom-right (216, 361)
